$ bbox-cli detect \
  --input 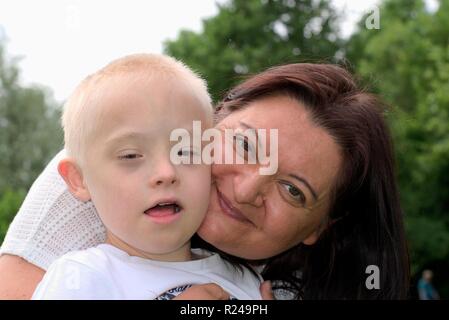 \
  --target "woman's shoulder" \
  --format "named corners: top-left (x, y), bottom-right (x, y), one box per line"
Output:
top-left (0, 149), bottom-right (106, 270)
